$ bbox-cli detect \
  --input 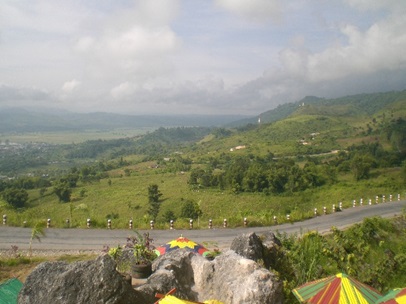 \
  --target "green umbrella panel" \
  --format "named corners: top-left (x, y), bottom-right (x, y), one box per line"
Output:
top-left (375, 287), bottom-right (406, 304)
